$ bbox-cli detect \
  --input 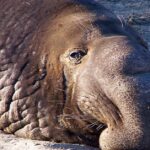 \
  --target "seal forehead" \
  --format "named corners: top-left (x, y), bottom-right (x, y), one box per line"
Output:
top-left (48, 4), bottom-right (126, 49)
top-left (49, 12), bottom-right (103, 50)
top-left (61, 13), bottom-right (100, 35)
